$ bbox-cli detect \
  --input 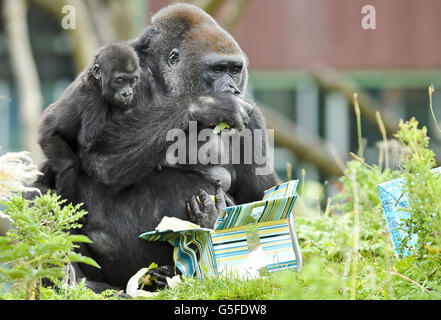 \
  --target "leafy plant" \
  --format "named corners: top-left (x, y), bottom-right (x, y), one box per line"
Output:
top-left (273, 257), bottom-right (348, 300)
top-left (394, 118), bottom-right (441, 259)
top-left (0, 193), bottom-right (100, 300)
